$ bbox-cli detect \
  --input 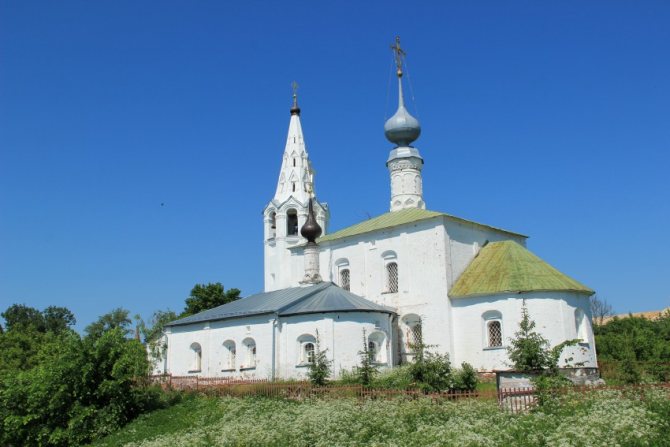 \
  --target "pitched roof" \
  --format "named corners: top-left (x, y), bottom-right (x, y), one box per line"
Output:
top-left (318, 208), bottom-right (526, 244)
top-left (166, 282), bottom-right (394, 327)
top-left (450, 240), bottom-right (593, 298)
